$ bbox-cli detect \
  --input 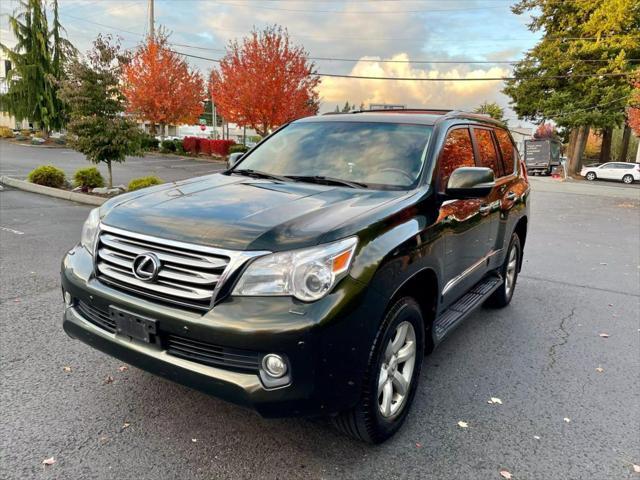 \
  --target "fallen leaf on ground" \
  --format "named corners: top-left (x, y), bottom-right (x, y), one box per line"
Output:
top-left (499, 469), bottom-right (512, 479)
top-left (633, 464), bottom-right (640, 473)
top-left (122, 422), bottom-right (130, 429)
top-left (599, 333), bottom-right (610, 338)
top-left (563, 417), bottom-right (571, 423)
top-left (42, 457), bottom-right (56, 466)
top-left (488, 397), bottom-right (503, 405)
top-left (457, 421), bottom-right (469, 428)
top-left (533, 435), bottom-right (540, 440)
top-left (596, 367), bottom-right (604, 373)
top-left (192, 438), bottom-right (197, 443)
top-left (416, 442), bottom-right (422, 448)
top-left (103, 375), bottom-right (114, 384)
top-left (117, 365), bottom-right (128, 372)
top-left (63, 366), bottom-right (72, 373)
